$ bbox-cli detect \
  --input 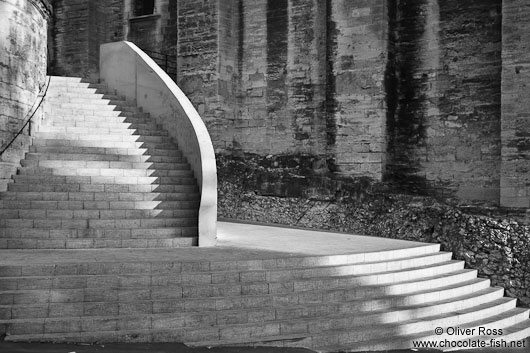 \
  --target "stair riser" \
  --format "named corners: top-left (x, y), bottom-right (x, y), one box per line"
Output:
top-left (0, 211), bottom-right (197, 222)
top-left (29, 146), bottom-right (182, 157)
top-left (12, 175), bottom-right (198, 186)
top-left (0, 200), bottom-right (199, 211)
top-left (0, 273), bottom-right (484, 323)
top-left (20, 160), bottom-right (189, 171)
top-left (45, 106), bottom-right (140, 116)
top-left (46, 98), bottom-right (134, 106)
top-left (46, 103), bottom-right (140, 112)
top-left (0, 289), bottom-right (506, 325)
top-left (49, 114), bottom-right (152, 123)
top-left (40, 127), bottom-right (169, 136)
top-left (0, 237), bottom-right (198, 250)
top-left (46, 92), bottom-right (126, 101)
top-left (24, 154), bottom-right (184, 164)
top-left (46, 121), bottom-right (161, 130)
top-left (47, 83), bottom-right (105, 90)
top-left (7, 184), bottom-right (197, 193)
top-left (18, 169), bottom-right (192, 179)
top-left (0, 293), bottom-right (516, 344)
top-left (0, 217), bottom-right (197, 230)
top-left (35, 133), bottom-right (172, 143)
top-left (0, 280), bottom-right (493, 321)
top-left (32, 139), bottom-right (177, 149)
top-left (0, 192), bottom-right (199, 202)
top-left (0, 225), bottom-right (197, 237)
top-left (5, 304), bottom-right (522, 338)
top-left (0, 264), bottom-right (465, 298)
